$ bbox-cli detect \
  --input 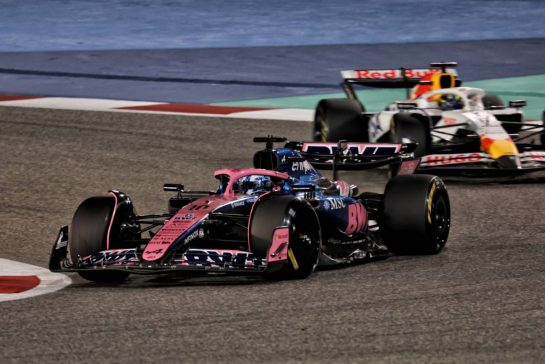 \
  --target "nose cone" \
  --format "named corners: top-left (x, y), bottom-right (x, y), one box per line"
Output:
top-left (481, 137), bottom-right (521, 169)
top-left (481, 137), bottom-right (519, 159)
top-left (496, 155), bottom-right (522, 169)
